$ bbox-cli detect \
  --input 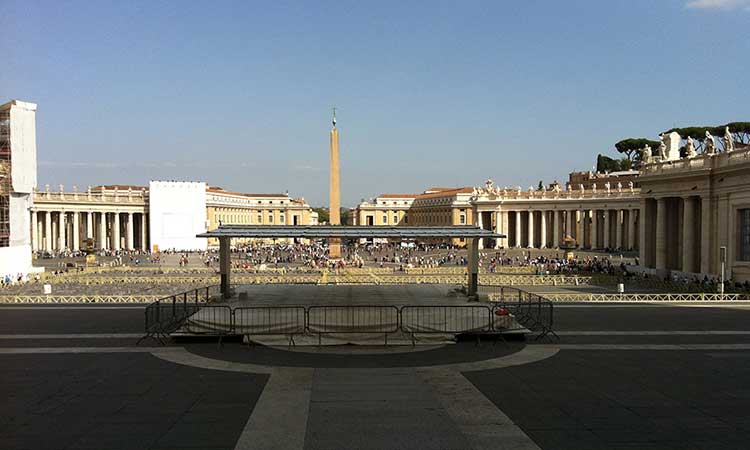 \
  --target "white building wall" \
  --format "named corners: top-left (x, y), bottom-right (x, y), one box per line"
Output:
top-left (1, 100), bottom-right (37, 277)
top-left (148, 181), bottom-right (207, 251)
